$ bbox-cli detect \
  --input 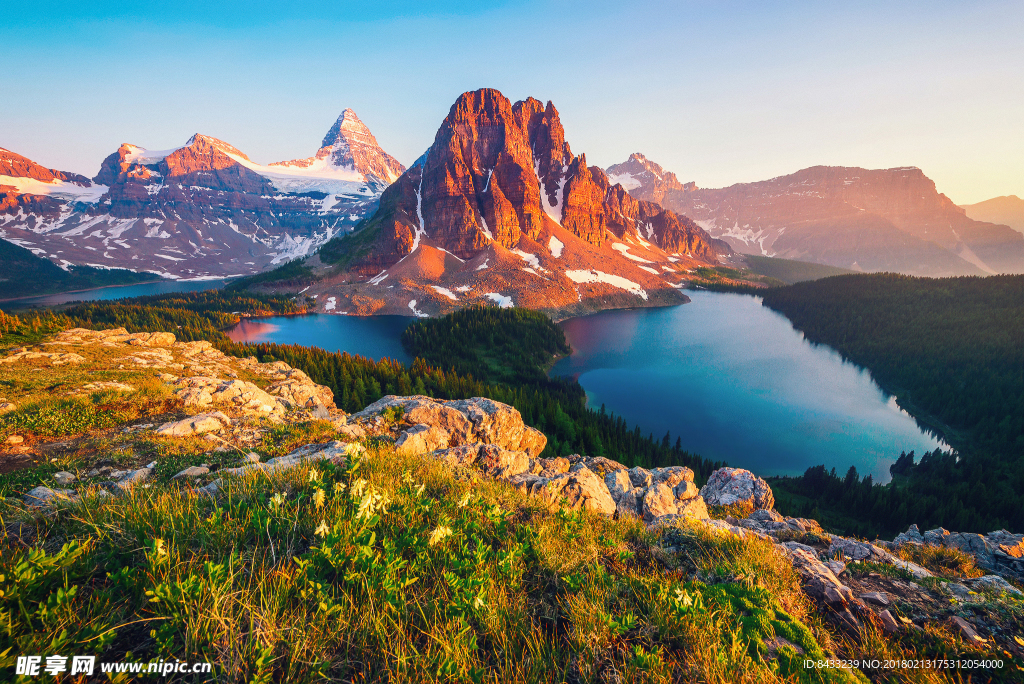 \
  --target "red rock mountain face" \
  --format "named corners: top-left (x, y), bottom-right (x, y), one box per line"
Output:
top-left (1, 147), bottom-right (91, 185)
top-left (0, 112), bottom-right (400, 279)
top-left (612, 160), bottom-right (1024, 277)
top-left (291, 89), bottom-right (728, 318)
top-left (350, 89), bottom-right (724, 273)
